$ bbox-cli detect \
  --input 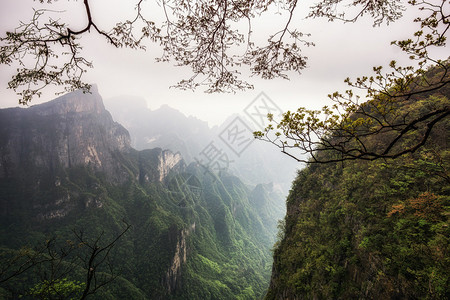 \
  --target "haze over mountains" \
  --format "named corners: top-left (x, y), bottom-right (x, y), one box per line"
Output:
top-left (104, 96), bottom-right (299, 195)
top-left (2, 67), bottom-right (446, 299)
top-left (0, 86), bottom-right (287, 299)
